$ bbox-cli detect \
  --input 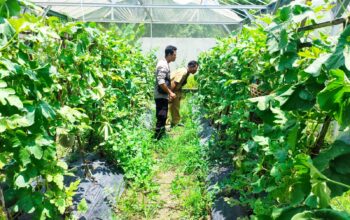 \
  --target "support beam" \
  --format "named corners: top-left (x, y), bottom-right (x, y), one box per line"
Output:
top-left (41, 5), bottom-right (51, 17)
top-left (32, 2), bottom-right (267, 10)
top-left (138, 0), bottom-right (153, 22)
top-left (297, 17), bottom-right (349, 32)
top-left (243, 9), bottom-right (254, 20)
top-left (272, 0), bottom-right (282, 14)
top-left (72, 20), bottom-right (242, 24)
